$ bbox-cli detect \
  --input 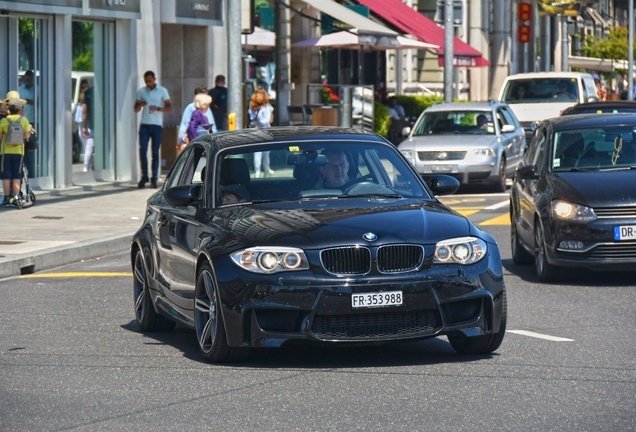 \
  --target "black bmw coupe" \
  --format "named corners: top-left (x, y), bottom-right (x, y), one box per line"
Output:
top-left (131, 127), bottom-right (506, 362)
top-left (511, 114), bottom-right (636, 281)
